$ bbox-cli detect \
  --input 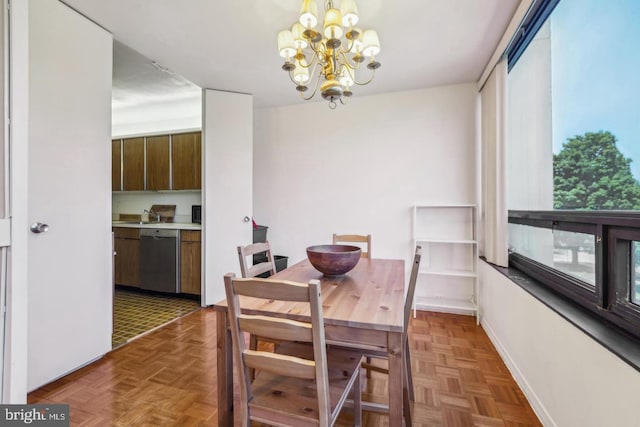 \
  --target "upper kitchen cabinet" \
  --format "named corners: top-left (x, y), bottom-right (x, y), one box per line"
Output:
top-left (112, 139), bottom-right (121, 191)
top-left (146, 135), bottom-right (170, 190)
top-left (112, 131), bottom-right (201, 191)
top-left (122, 137), bottom-right (145, 191)
top-left (172, 132), bottom-right (201, 190)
